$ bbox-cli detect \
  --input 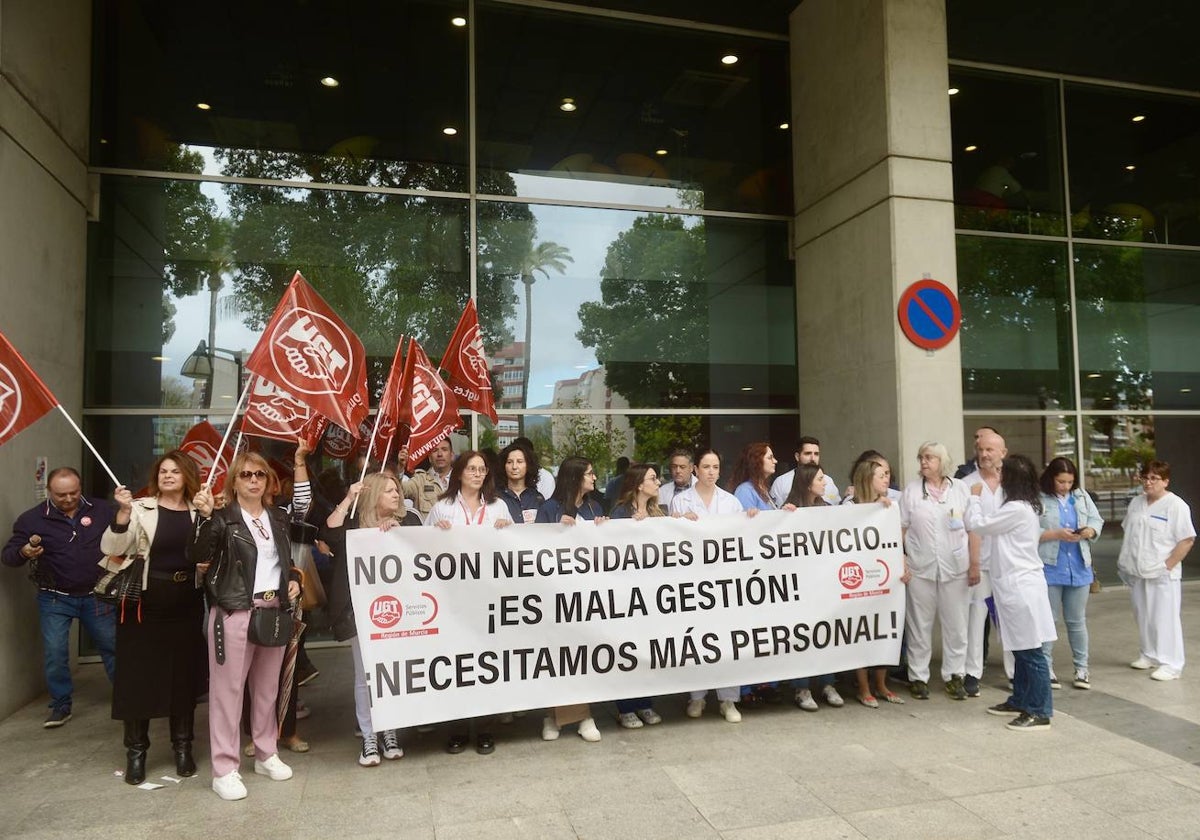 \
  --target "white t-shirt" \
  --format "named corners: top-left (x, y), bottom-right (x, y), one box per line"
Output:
top-left (241, 508), bottom-right (283, 594)
top-left (425, 493), bottom-right (512, 528)
top-left (770, 469), bottom-right (841, 508)
top-left (669, 485), bottom-right (744, 518)
top-left (1118, 492), bottom-right (1196, 581)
